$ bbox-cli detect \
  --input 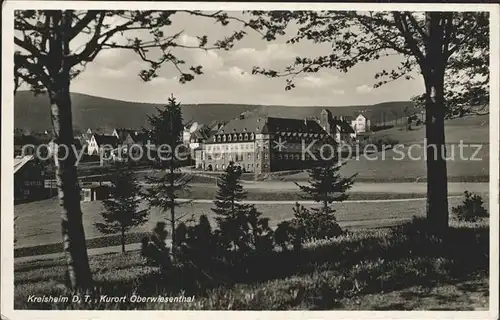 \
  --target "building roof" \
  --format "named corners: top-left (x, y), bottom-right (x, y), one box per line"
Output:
top-left (93, 134), bottom-right (119, 147)
top-left (263, 117), bottom-right (326, 134)
top-left (331, 120), bottom-right (355, 133)
top-left (115, 128), bottom-right (140, 142)
top-left (14, 135), bottom-right (39, 146)
top-left (130, 132), bottom-right (149, 144)
top-left (207, 115), bottom-right (328, 143)
top-left (14, 155), bottom-right (35, 174)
